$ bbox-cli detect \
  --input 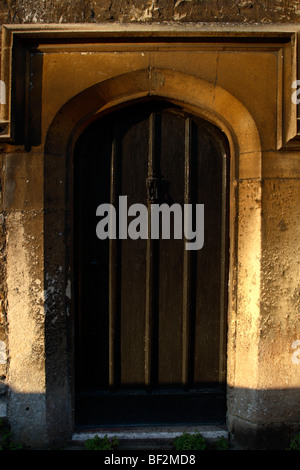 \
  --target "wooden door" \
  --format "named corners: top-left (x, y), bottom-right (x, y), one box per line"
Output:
top-left (74, 100), bottom-right (229, 427)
